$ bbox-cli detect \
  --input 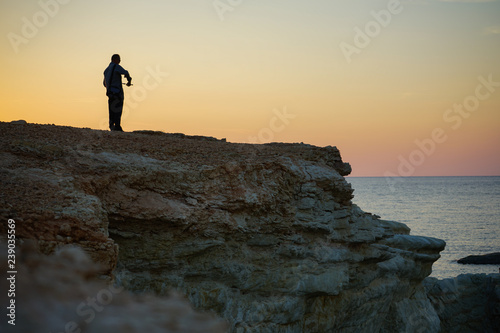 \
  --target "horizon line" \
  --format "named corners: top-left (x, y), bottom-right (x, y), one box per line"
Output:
top-left (347, 175), bottom-right (500, 178)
